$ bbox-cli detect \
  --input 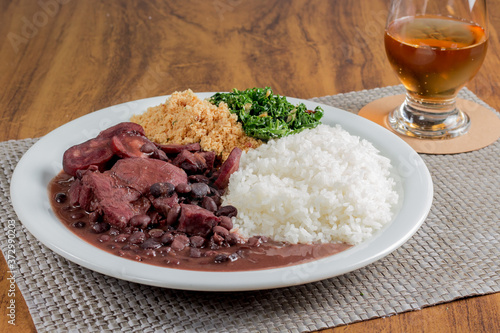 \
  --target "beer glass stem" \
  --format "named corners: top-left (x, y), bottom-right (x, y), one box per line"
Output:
top-left (388, 94), bottom-right (471, 139)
